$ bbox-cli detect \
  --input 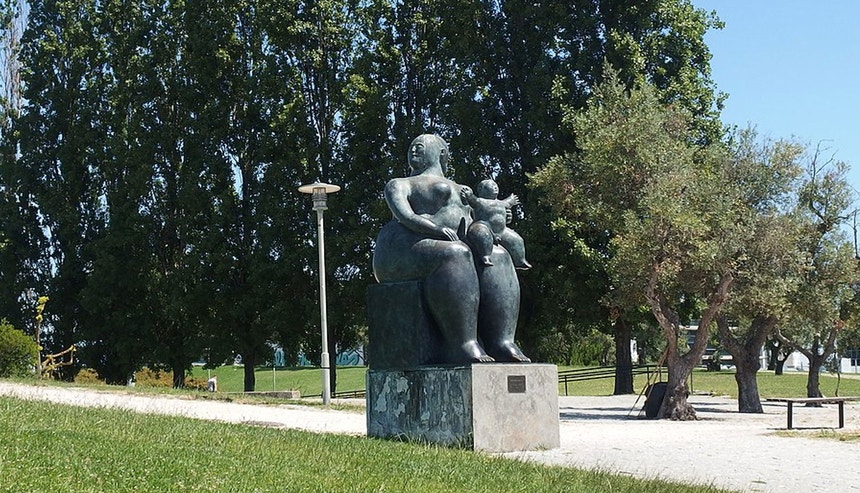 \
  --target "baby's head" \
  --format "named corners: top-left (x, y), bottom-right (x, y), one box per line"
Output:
top-left (476, 179), bottom-right (499, 199)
